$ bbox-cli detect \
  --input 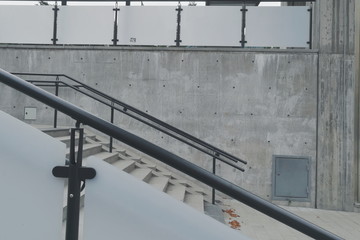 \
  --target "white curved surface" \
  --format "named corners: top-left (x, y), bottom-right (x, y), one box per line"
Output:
top-left (0, 111), bottom-right (65, 240)
top-left (84, 156), bottom-right (252, 240)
